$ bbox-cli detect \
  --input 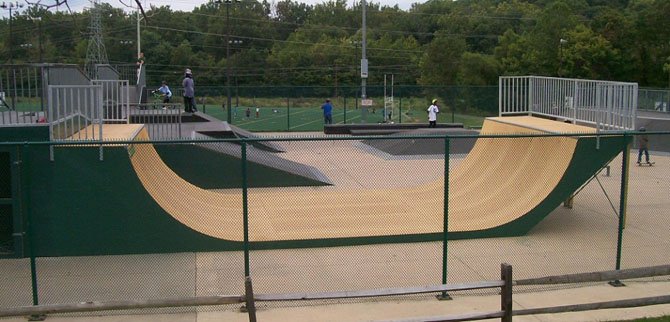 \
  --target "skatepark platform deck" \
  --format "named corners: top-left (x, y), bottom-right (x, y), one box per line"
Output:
top-left (486, 116), bottom-right (596, 134)
top-left (65, 123), bottom-right (144, 141)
